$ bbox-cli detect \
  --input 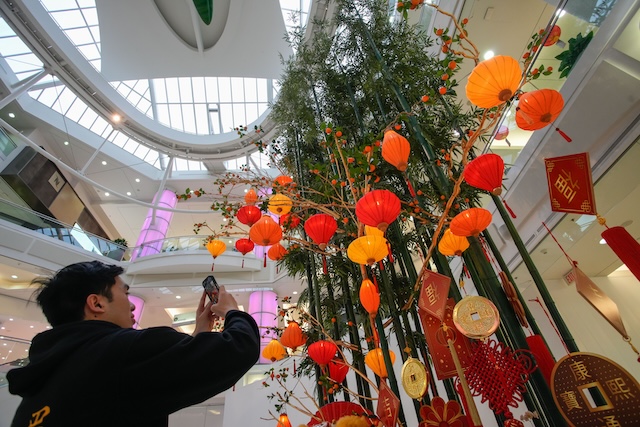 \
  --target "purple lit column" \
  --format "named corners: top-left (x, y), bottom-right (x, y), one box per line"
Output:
top-left (131, 190), bottom-right (177, 260)
top-left (129, 295), bottom-right (145, 329)
top-left (248, 290), bottom-right (278, 364)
